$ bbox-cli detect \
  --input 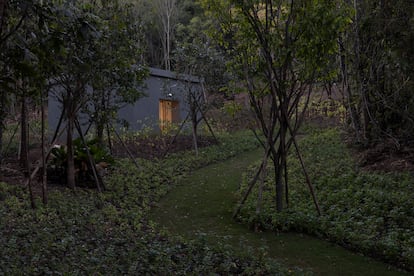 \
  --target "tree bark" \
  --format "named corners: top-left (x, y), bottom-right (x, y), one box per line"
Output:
top-left (0, 0), bottom-right (7, 38)
top-left (0, 93), bottom-right (5, 171)
top-left (233, 158), bottom-right (266, 219)
top-left (273, 145), bottom-right (284, 212)
top-left (106, 123), bottom-right (112, 154)
top-left (20, 94), bottom-right (29, 177)
top-left (96, 122), bottom-right (105, 147)
top-left (255, 147), bottom-right (268, 231)
top-left (339, 35), bottom-right (362, 142)
top-left (191, 102), bottom-right (199, 156)
top-left (66, 109), bottom-right (76, 189)
top-left (41, 93), bottom-right (47, 204)
top-left (0, 120), bottom-right (3, 177)
top-left (75, 119), bottom-right (103, 192)
top-left (27, 174), bottom-right (36, 209)
top-left (96, 96), bottom-right (106, 147)
top-left (155, 0), bottom-right (176, 70)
